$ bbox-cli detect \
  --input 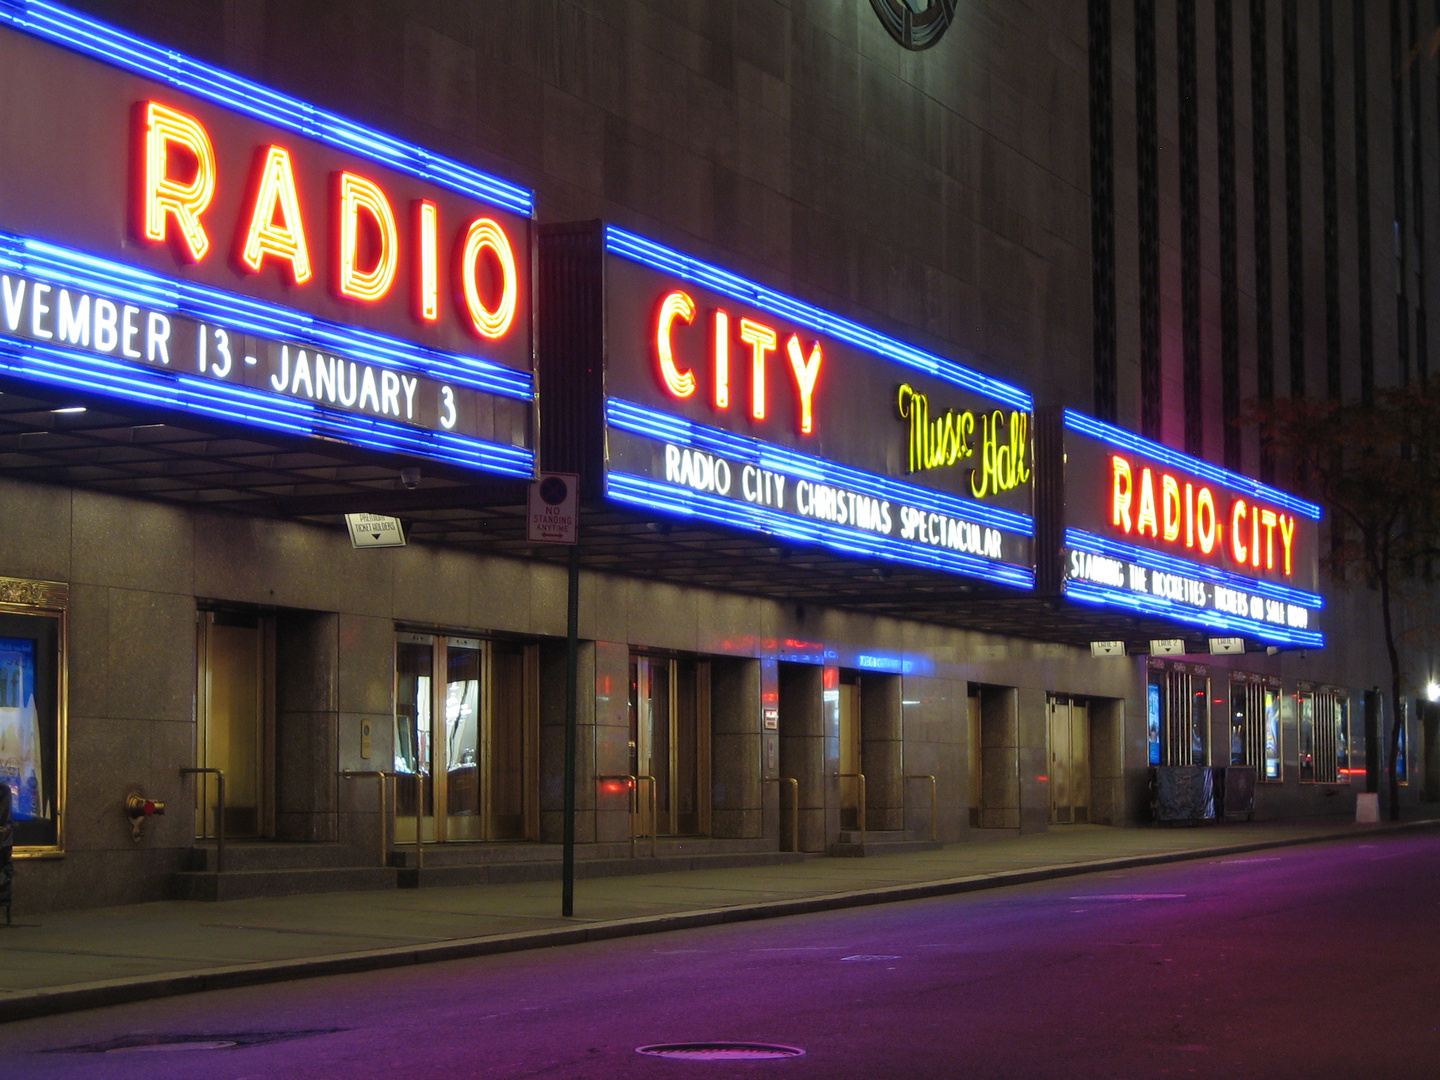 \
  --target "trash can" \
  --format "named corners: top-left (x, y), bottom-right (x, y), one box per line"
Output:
top-left (1151, 766), bottom-right (1215, 823)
